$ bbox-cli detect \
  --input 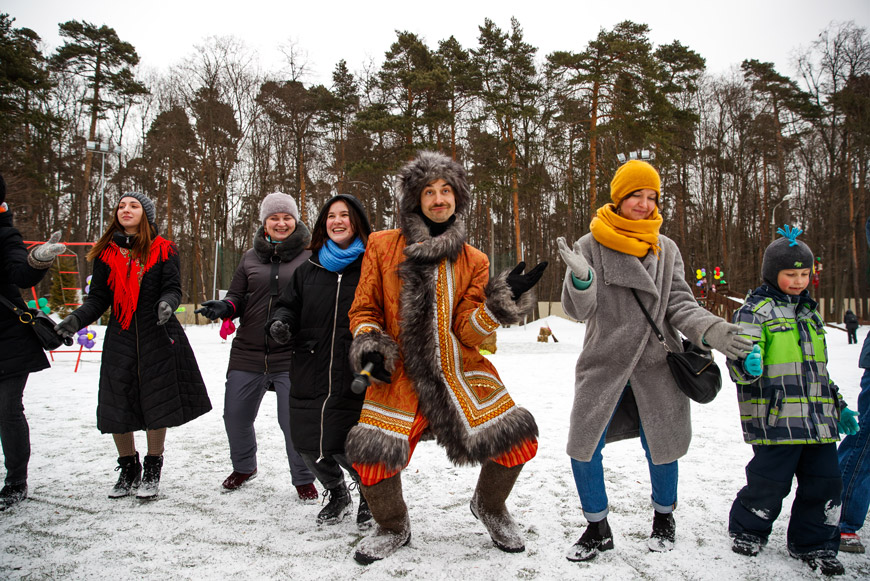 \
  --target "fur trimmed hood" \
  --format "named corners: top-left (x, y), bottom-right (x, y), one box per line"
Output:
top-left (397, 151), bottom-right (471, 234)
top-left (252, 222), bottom-right (311, 264)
